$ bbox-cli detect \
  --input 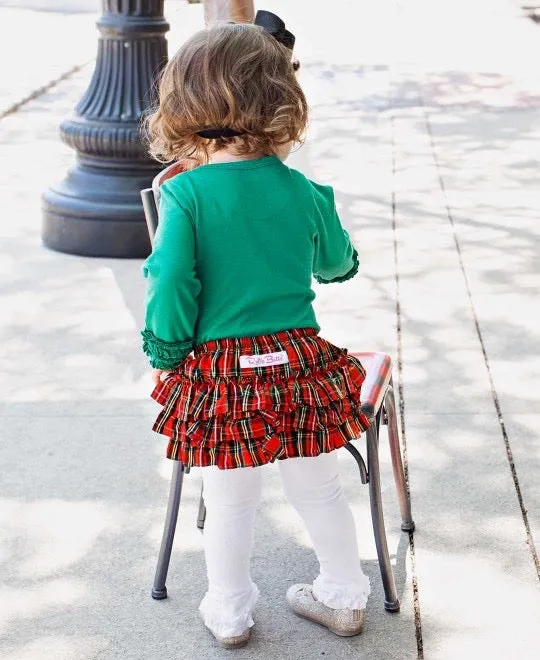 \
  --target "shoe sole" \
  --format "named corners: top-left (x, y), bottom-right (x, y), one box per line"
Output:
top-left (292, 610), bottom-right (364, 637)
top-left (219, 636), bottom-right (250, 649)
top-left (201, 613), bottom-right (251, 648)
